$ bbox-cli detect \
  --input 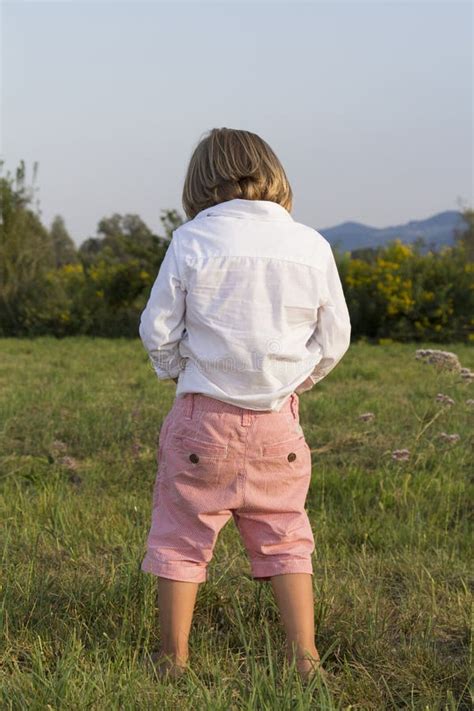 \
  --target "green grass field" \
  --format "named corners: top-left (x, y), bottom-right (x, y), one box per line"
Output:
top-left (1, 338), bottom-right (472, 710)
